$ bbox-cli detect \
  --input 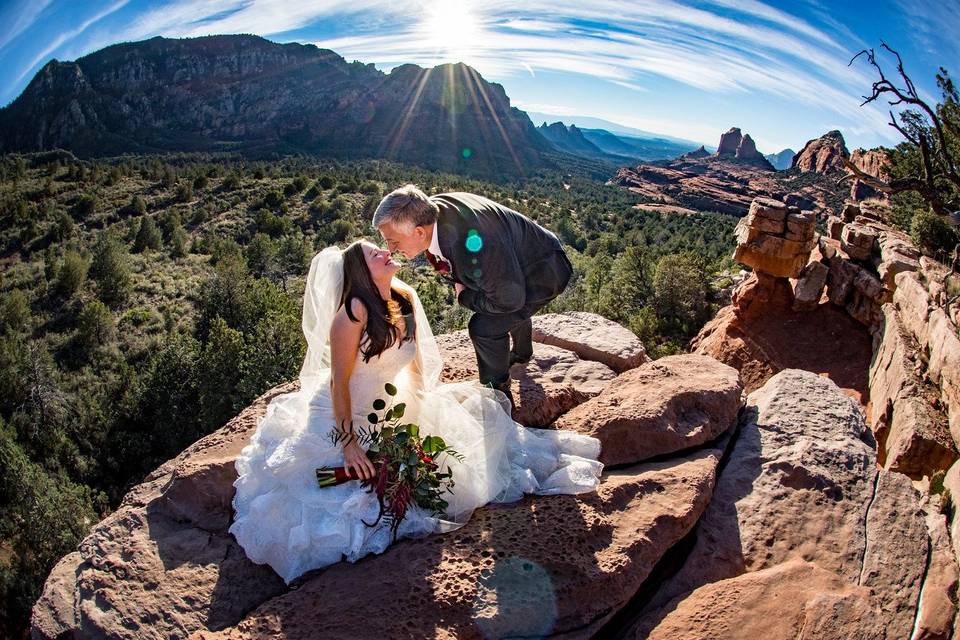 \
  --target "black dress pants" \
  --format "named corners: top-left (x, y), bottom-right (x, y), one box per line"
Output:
top-left (467, 250), bottom-right (572, 387)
